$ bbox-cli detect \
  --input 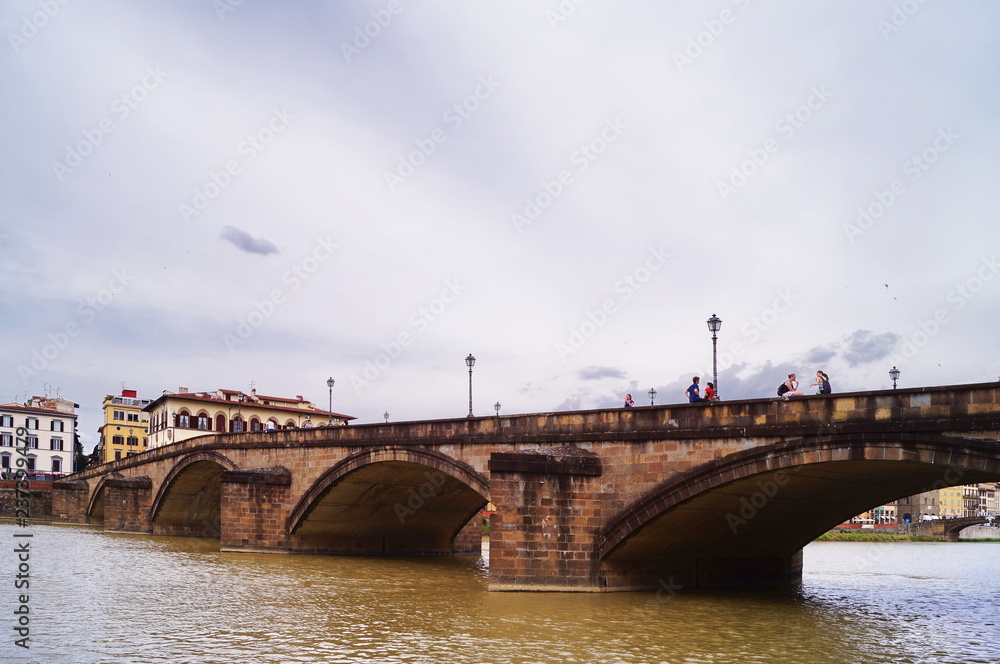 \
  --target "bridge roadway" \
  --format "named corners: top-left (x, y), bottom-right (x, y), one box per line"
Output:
top-left (53, 382), bottom-right (1000, 592)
